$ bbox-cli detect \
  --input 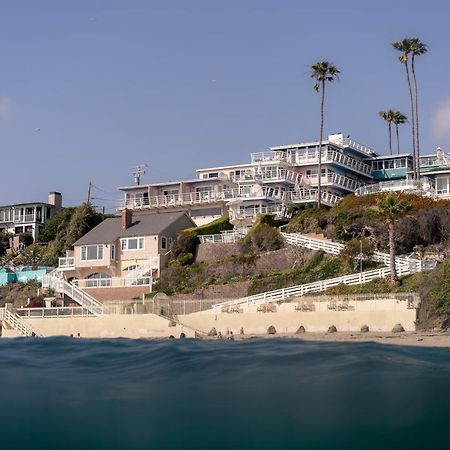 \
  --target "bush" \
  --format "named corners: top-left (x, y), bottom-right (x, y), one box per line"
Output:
top-left (19, 233), bottom-right (34, 247)
top-left (239, 222), bottom-right (284, 254)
